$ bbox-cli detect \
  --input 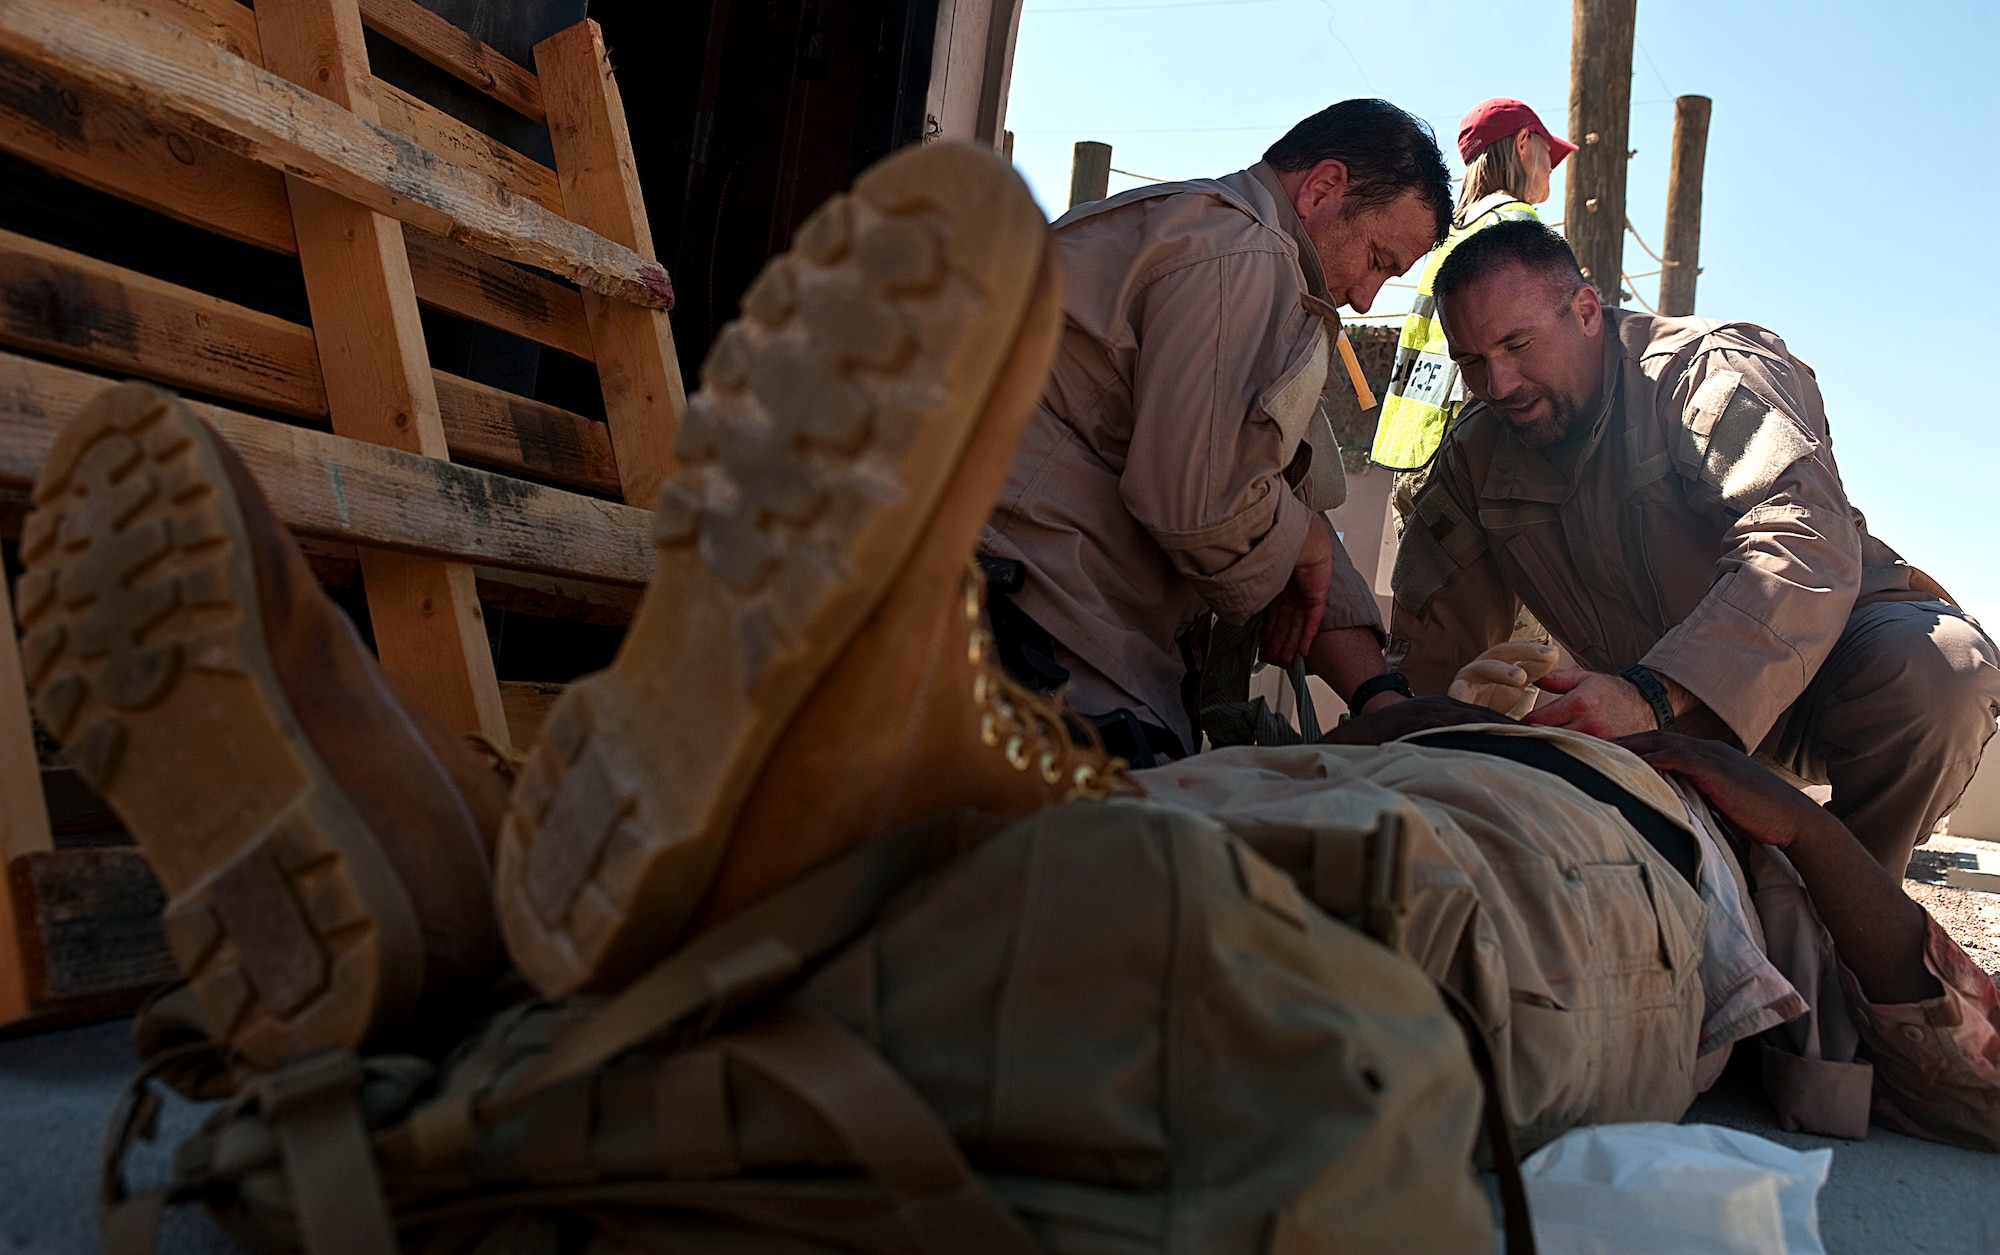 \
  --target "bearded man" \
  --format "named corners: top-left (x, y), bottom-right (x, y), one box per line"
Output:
top-left (1389, 220), bottom-right (2000, 875)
